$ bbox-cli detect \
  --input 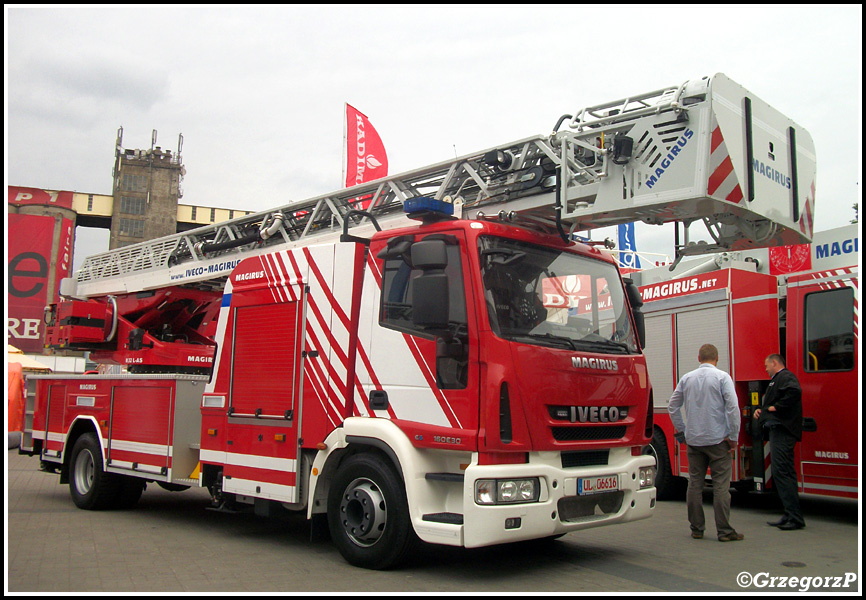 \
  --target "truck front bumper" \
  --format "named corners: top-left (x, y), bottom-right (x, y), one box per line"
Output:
top-left (413, 449), bottom-right (656, 548)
